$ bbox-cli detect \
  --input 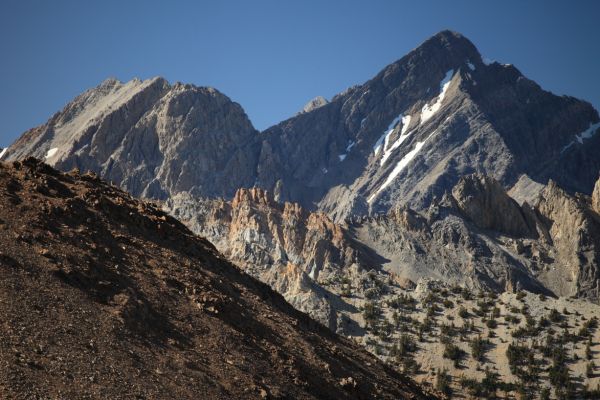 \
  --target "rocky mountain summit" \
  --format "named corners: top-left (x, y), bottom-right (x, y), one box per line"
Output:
top-left (2, 77), bottom-right (260, 200)
top-left (300, 96), bottom-right (329, 114)
top-left (0, 158), bottom-right (434, 399)
top-left (4, 31), bottom-right (599, 222)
